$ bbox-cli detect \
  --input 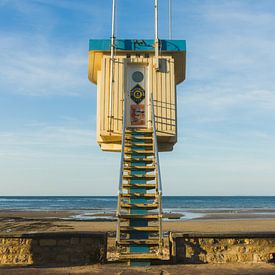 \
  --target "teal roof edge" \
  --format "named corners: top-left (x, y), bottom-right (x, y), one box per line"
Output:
top-left (89, 39), bottom-right (186, 52)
